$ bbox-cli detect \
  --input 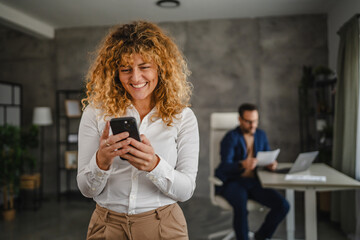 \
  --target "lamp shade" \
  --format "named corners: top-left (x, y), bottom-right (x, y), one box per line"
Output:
top-left (33, 107), bottom-right (53, 126)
